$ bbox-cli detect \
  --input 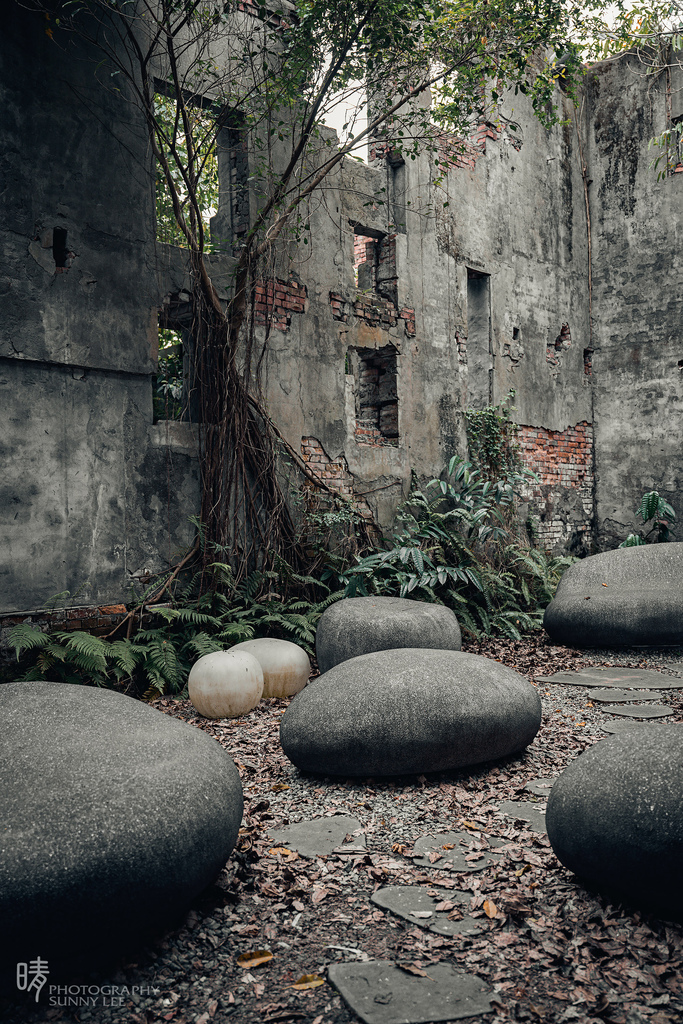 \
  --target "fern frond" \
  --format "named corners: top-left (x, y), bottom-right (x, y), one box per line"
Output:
top-left (6, 624), bottom-right (49, 659)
